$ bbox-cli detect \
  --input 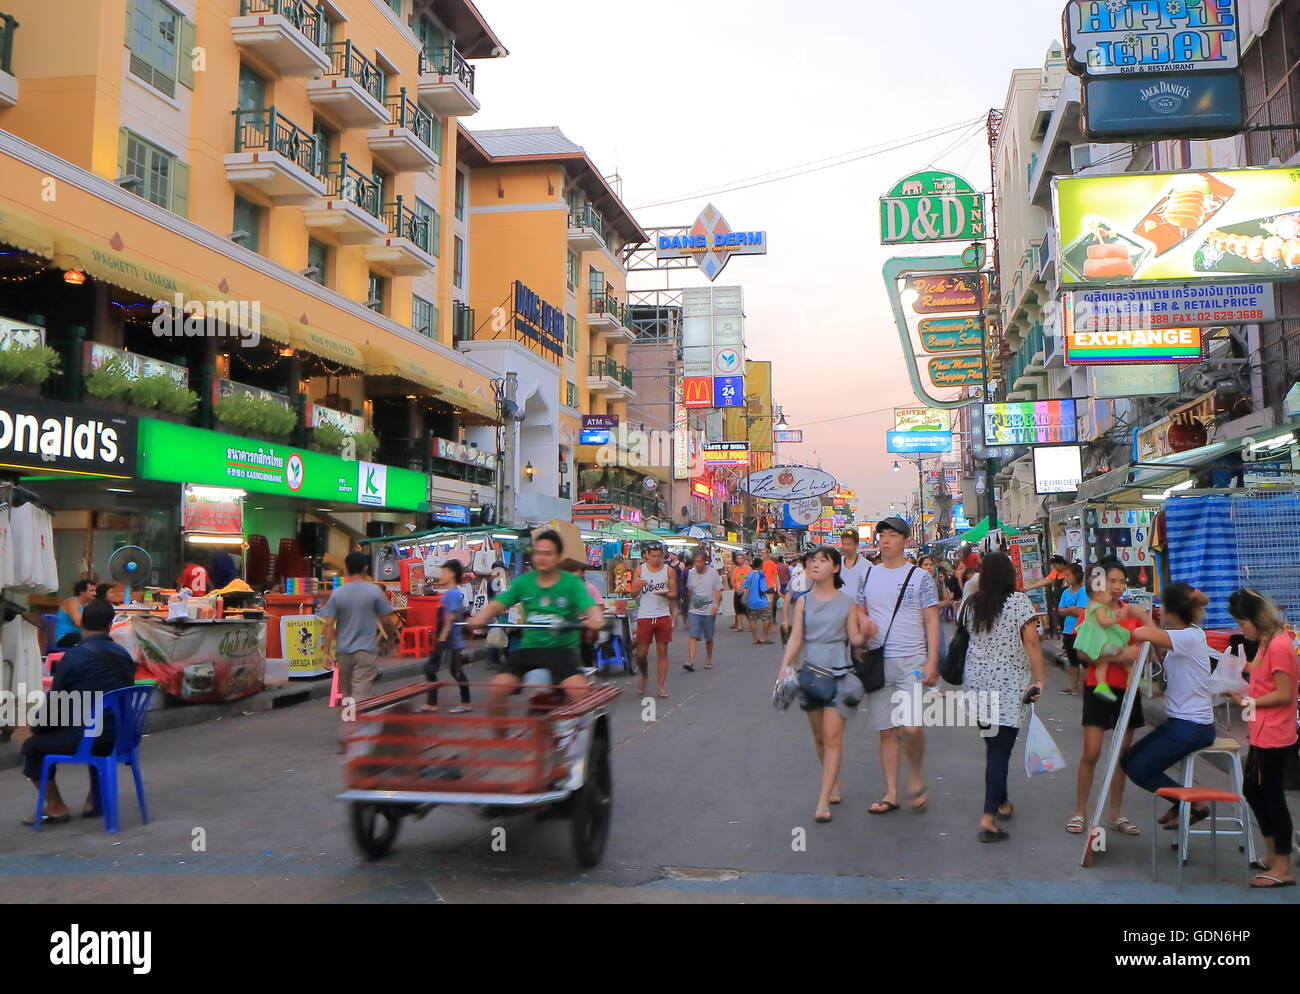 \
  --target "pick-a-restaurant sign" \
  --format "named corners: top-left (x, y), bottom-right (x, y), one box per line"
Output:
top-left (919, 316), bottom-right (984, 353)
top-left (513, 281), bottom-right (564, 358)
top-left (1063, 0), bottom-right (1239, 77)
top-left (740, 465), bottom-right (837, 500)
top-left (907, 275), bottom-right (988, 314)
top-left (881, 170), bottom-right (986, 246)
top-left (0, 393), bottom-right (138, 478)
top-left (656, 203), bottom-right (766, 281)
